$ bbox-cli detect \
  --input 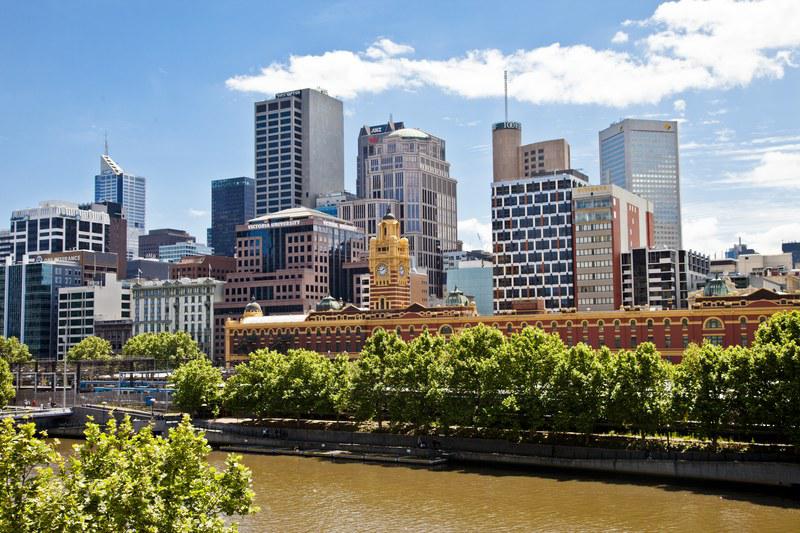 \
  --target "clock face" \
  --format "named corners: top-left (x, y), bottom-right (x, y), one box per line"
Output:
top-left (399, 265), bottom-right (405, 276)
top-left (377, 263), bottom-right (388, 276)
